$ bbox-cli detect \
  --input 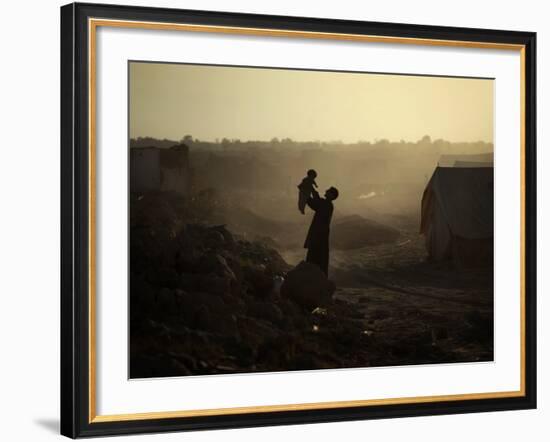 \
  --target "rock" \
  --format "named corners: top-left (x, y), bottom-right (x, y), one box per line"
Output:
top-left (175, 248), bottom-right (203, 273)
top-left (270, 275), bottom-right (285, 298)
top-left (193, 304), bottom-right (212, 330)
top-left (193, 304), bottom-right (237, 335)
top-left (179, 269), bottom-right (234, 296)
top-left (280, 261), bottom-right (335, 310)
top-left (247, 301), bottom-right (284, 325)
top-left (130, 223), bottom-right (181, 272)
top-left (174, 291), bottom-right (238, 336)
top-left (199, 254), bottom-right (236, 280)
top-left (156, 287), bottom-right (179, 315)
top-left (211, 225), bottom-right (236, 249)
top-left (330, 320), bottom-right (364, 347)
top-left (254, 235), bottom-right (280, 250)
top-left (222, 254), bottom-right (243, 279)
top-left (197, 273), bottom-right (232, 295)
top-left (179, 290), bottom-right (223, 314)
top-left (243, 264), bottom-right (274, 299)
top-left (237, 316), bottom-right (280, 352)
top-left (129, 273), bottom-right (156, 316)
top-left (278, 298), bottom-right (310, 330)
top-left (178, 272), bottom-right (199, 291)
top-left (311, 307), bottom-right (328, 316)
top-left (237, 240), bottom-right (290, 275)
top-left (256, 332), bottom-right (298, 368)
top-left (203, 229), bottom-right (226, 250)
top-left (156, 267), bottom-right (179, 288)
